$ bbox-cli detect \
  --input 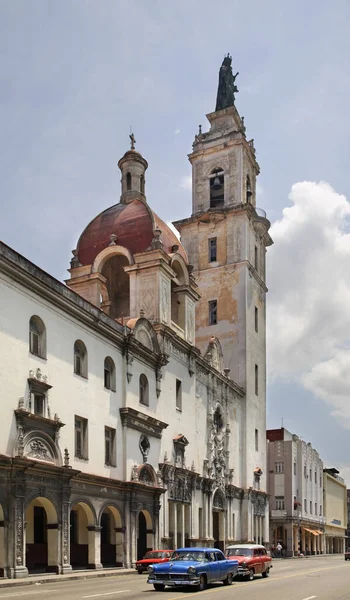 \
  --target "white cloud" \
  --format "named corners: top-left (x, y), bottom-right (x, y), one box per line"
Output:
top-left (180, 175), bottom-right (192, 191)
top-left (267, 181), bottom-right (350, 426)
top-left (174, 129), bottom-right (180, 135)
